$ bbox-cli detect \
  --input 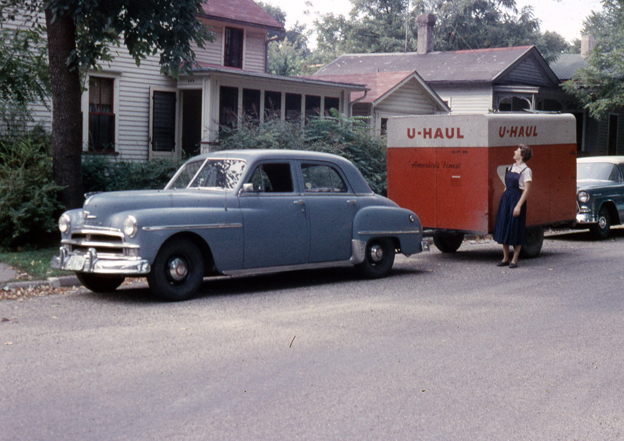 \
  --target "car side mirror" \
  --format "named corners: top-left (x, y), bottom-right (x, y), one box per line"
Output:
top-left (241, 183), bottom-right (255, 194)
